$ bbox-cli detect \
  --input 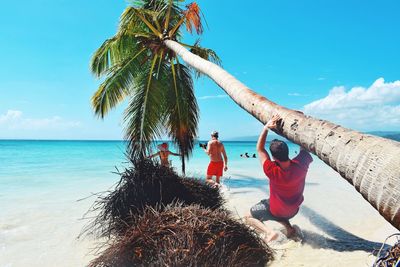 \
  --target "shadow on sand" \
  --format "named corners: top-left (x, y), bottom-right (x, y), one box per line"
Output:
top-left (300, 205), bottom-right (387, 254)
top-left (226, 173), bottom-right (319, 190)
top-left (225, 174), bottom-right (268, 190)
